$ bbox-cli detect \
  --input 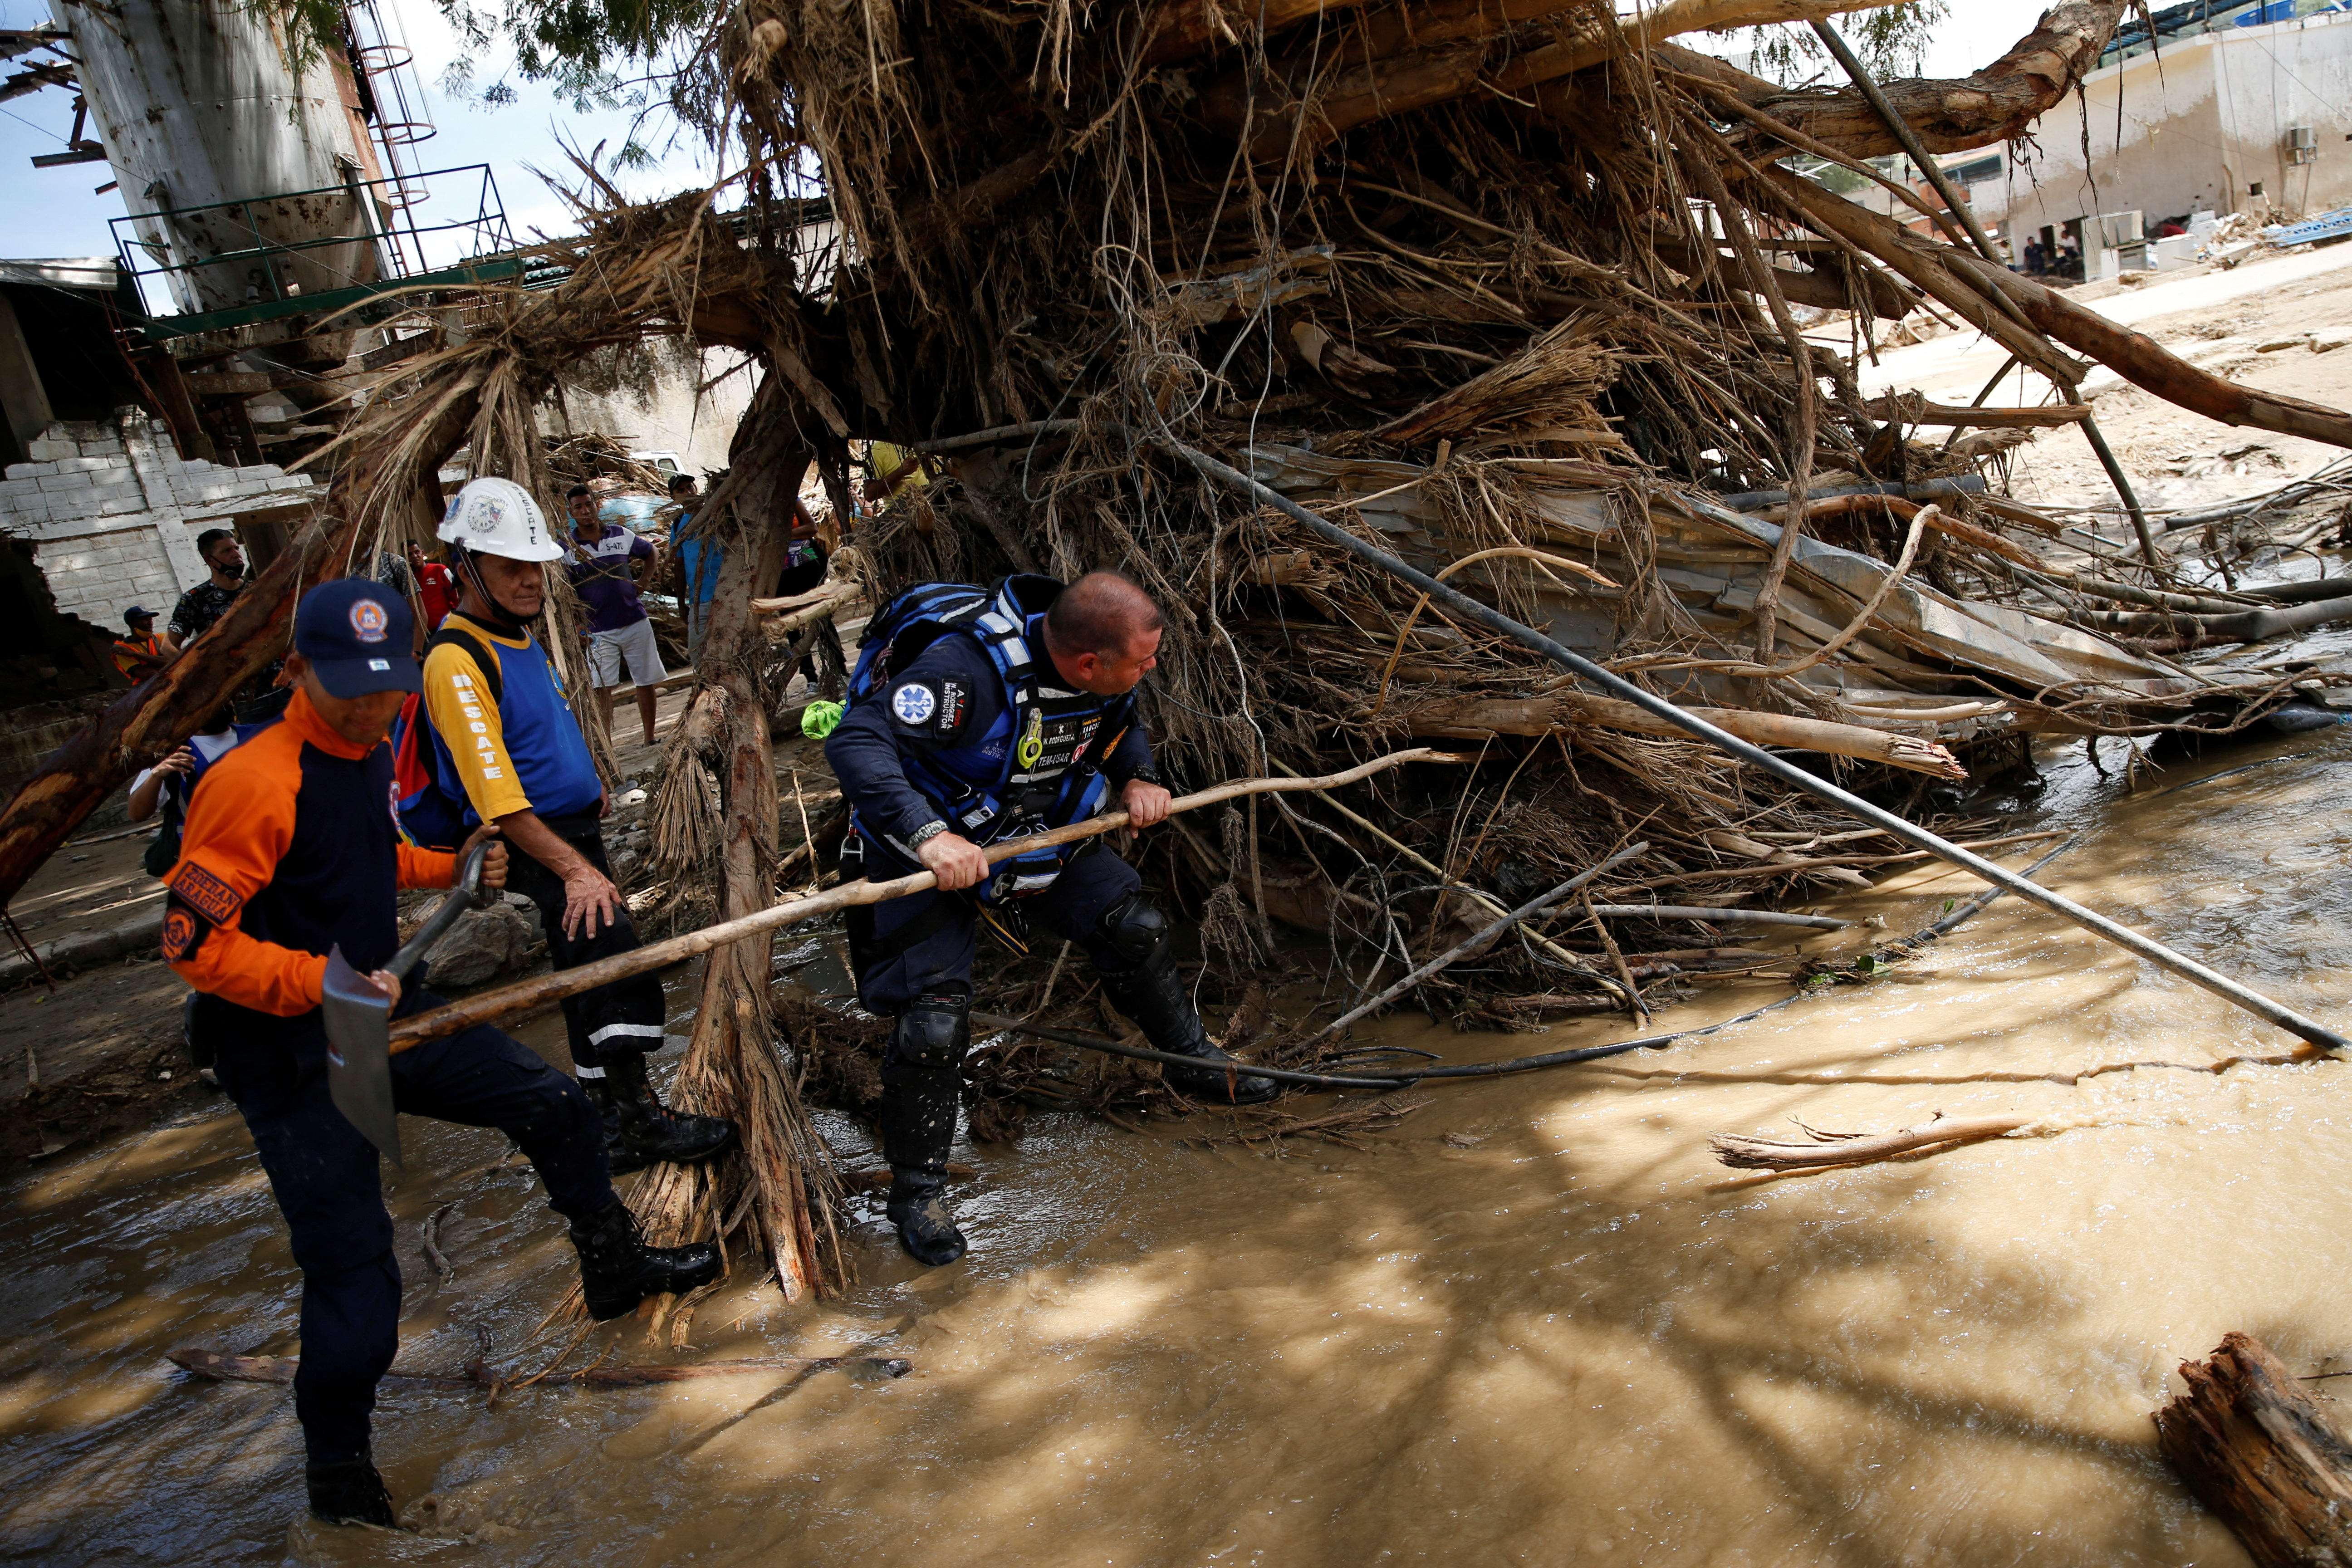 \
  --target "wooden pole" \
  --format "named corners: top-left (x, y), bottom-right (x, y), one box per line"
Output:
top-left (389, 748), bottom-right (1464, 1050)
